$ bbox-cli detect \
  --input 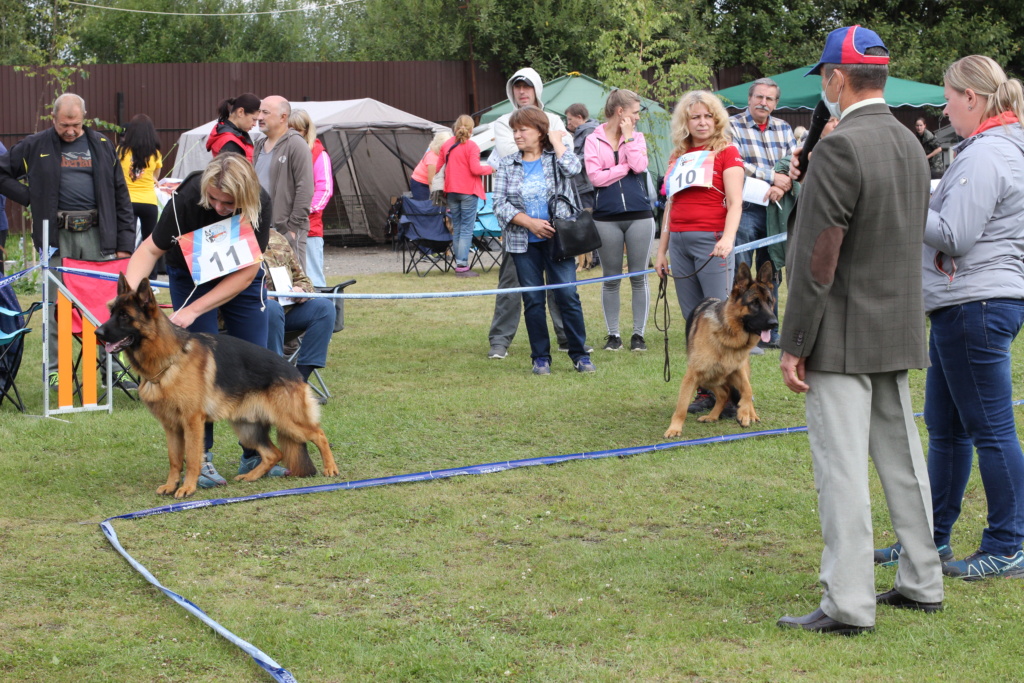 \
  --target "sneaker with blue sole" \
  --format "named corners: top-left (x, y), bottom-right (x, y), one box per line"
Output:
top-left (874, 541), bottom-right (954, 566)
top-left (574, 356), bottom-right (596, 373)
top-left (237, 454), bottom-right (290, 478)
top-left (942, 549), bottom-right (1024, 581)
top-left (532, 358), bottom-right (551, 375)
top-left (197, 451), bottom-right (227, 488)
